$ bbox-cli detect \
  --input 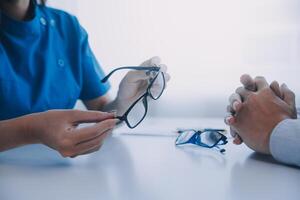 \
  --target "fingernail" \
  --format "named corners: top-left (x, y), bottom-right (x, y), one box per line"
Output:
top-left (225, 116), bottom-right (235, 125)
top-left (225, 116), bottom-right (231, 124)
top-left (109, 118), bottom-right (118, 126)
top-left (233, 101), bottom-right (240, 111)
top-left (228, 116), bottom-right (235, 124)
top-left (108, 110), bottom-right (117, 117)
